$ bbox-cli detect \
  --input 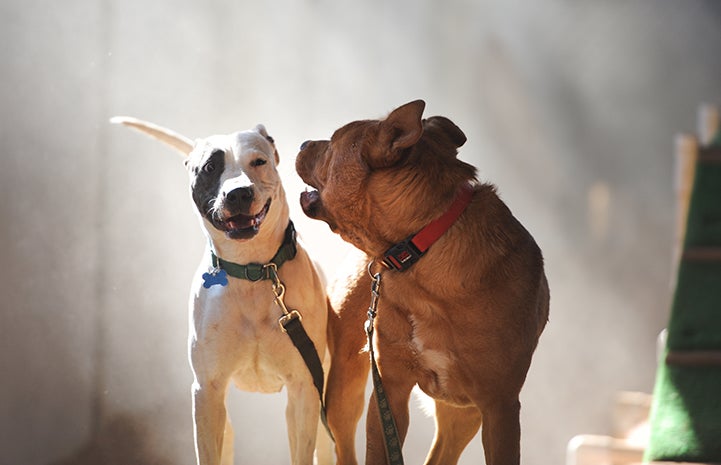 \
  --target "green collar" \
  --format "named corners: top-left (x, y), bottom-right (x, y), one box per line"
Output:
top-left (211, 221), bottom-right (297, 282)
